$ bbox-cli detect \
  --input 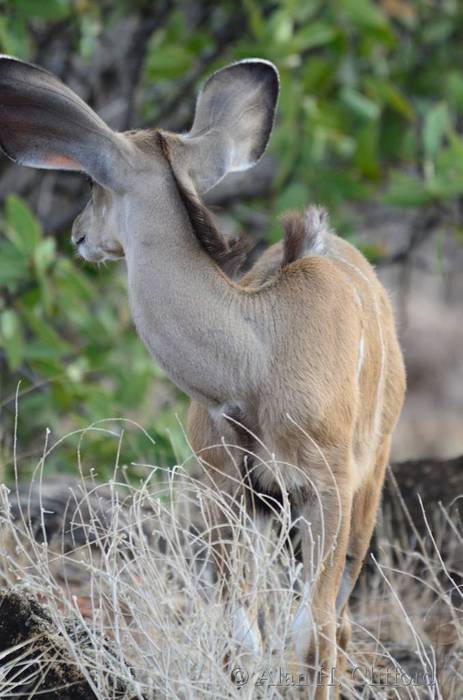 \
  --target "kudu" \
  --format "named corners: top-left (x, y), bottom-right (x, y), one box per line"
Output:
top-left (0, 55), bottom-right (406, 697)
